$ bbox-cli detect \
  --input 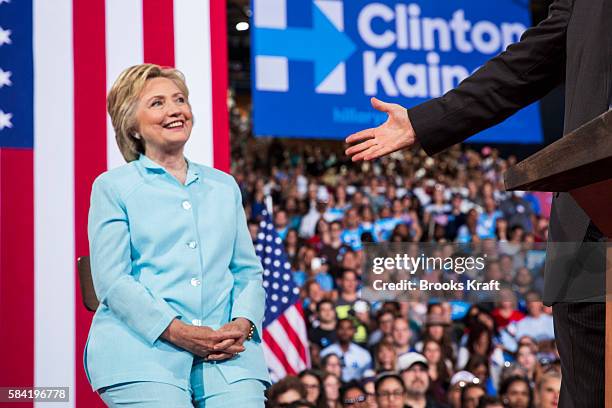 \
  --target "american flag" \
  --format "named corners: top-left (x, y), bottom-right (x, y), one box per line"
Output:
top-left (0, 1), bottom-right (228, 406)
top-left (255, 211), bottom-right (311, 381)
